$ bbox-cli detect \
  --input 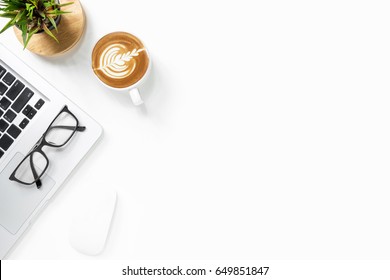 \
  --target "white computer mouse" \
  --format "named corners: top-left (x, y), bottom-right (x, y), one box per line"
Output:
top-left (69, 189), bottom-right (117, 256)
